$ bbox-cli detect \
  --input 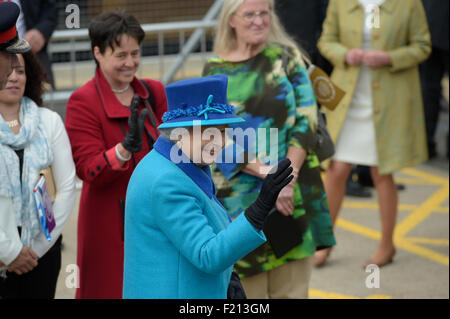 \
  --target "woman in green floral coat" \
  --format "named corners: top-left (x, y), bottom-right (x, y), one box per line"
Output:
top-left (202, 0), bottom-right (335, 299)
